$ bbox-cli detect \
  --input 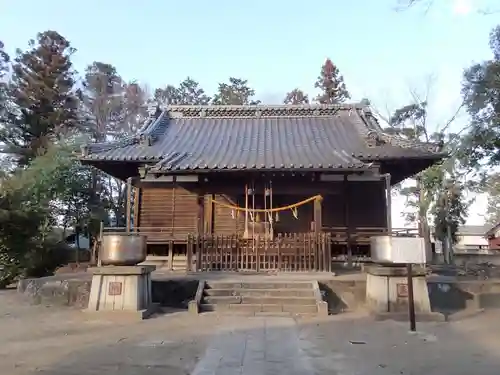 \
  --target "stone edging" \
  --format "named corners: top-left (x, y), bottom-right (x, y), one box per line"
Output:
top-left (312, 281), bottom-right (328, 317)
top-left (188, 280), bottom-right (205, 314)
